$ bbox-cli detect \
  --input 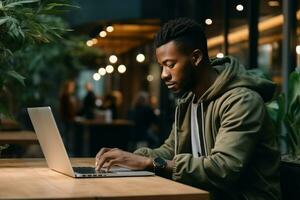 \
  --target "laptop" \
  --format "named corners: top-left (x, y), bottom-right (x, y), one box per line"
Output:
top-left (27, 106), bottom-right (154, 178)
